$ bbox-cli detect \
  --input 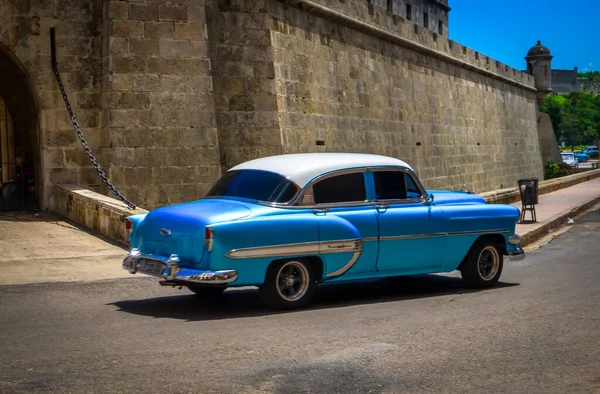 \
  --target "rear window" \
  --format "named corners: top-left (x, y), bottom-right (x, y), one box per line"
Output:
top-left (206, 170), bottom-right (299, 203)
